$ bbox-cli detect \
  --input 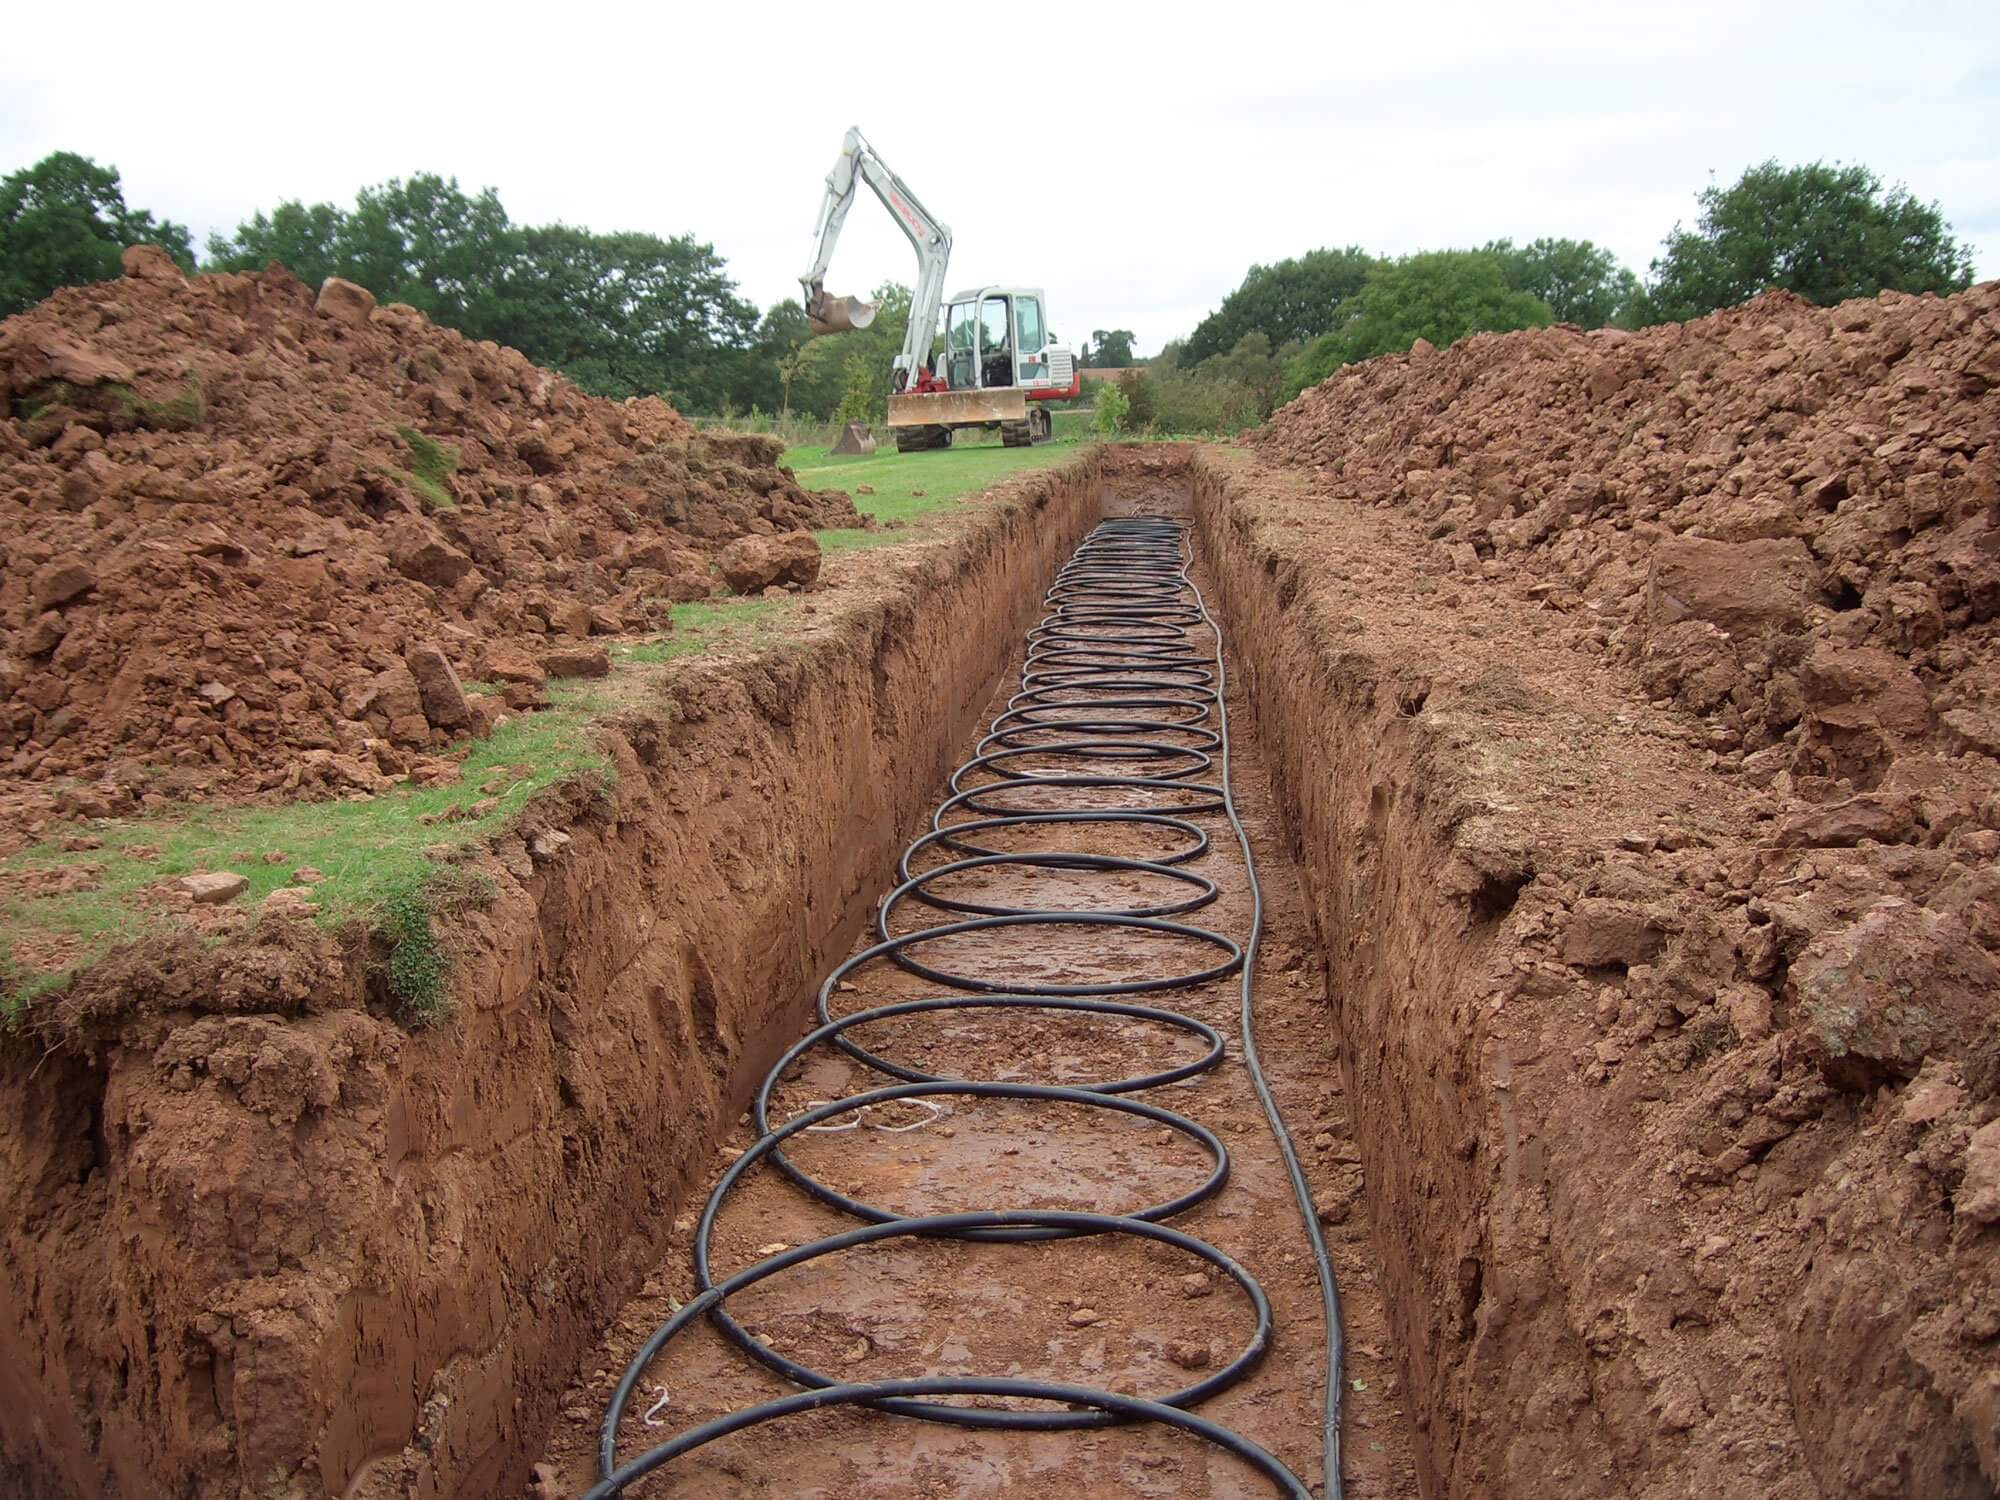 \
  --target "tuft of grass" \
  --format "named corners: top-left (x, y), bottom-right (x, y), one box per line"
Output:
top-left (380, 884), bottom-right (451, 1024)
top-left (13, 377), bottom-right (204, 438)
top-left (377, 865), bottom-right (495, 1026)
top-left (387, 426), bottom-right (461, 510)
top-left (118, 376), bottom-right (204, 433)
top-left (13, 380), bottom-right (84, 423)
top-left (0, 687), bottom-right (609, 1018)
